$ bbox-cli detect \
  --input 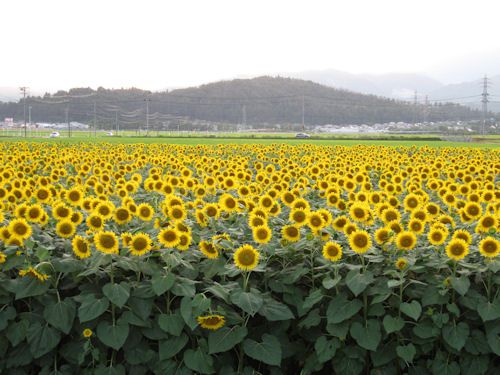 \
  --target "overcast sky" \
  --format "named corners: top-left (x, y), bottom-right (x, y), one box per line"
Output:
top-left (1, 0), bottom-right (499, 91)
